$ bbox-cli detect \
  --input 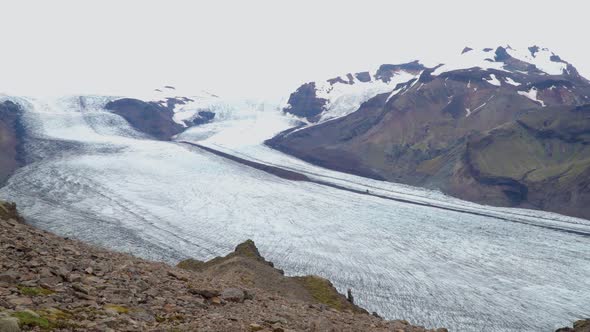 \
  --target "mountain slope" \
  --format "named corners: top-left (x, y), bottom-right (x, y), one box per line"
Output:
top-left (269, 46), bottom-right (590, 219)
